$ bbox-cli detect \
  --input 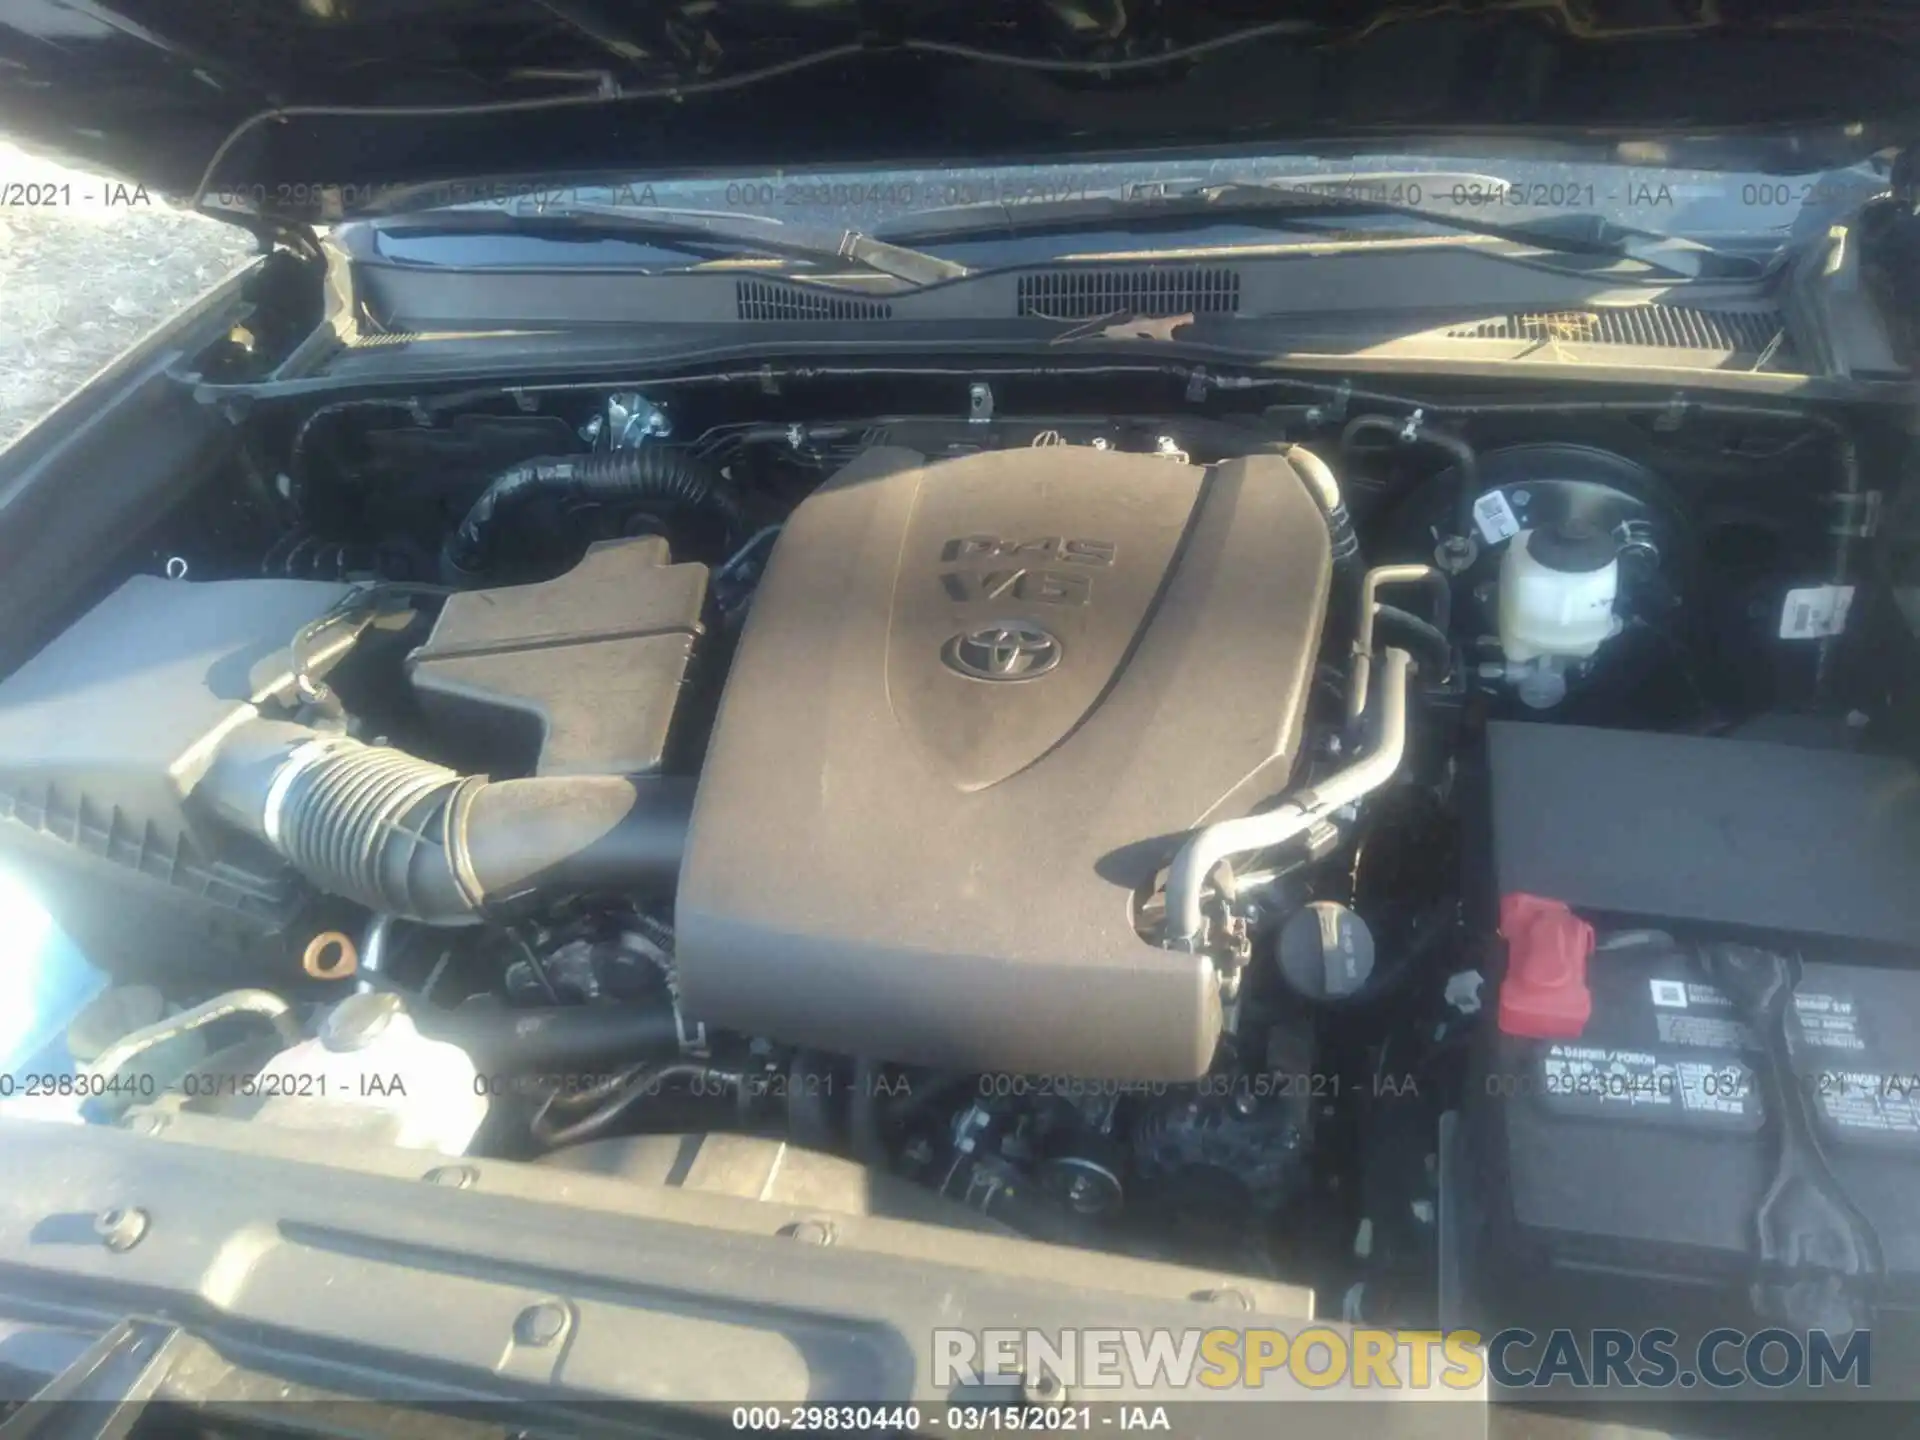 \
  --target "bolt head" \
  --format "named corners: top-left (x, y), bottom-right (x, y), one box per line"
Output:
top-left (1190, 1286), bottom-right (1253, 1310)
top-left (1024, 1369), bottom-right (1067, 1402)
top-left (95, 1206), bottom-right (148, 1252)
top-left (1435, 534), bottom-right (1479, 574)
top-left (514, 1302), bottom-right (567, 1347)
top-left (779, 1218), bottom-right (836, 1246)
